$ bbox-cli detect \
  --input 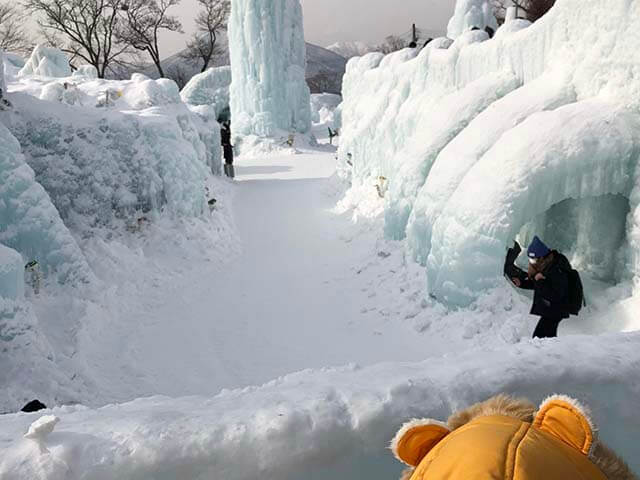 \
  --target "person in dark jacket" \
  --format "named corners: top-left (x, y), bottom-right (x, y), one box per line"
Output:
top-left (220, 121), bottom-right (234, 178)
top-left (506, 236), bottom-right (571, 338)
